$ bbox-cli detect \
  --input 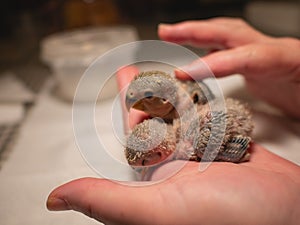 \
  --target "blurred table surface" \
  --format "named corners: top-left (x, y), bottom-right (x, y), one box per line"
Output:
top-left (0, 73), bottom-right (300, 225)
